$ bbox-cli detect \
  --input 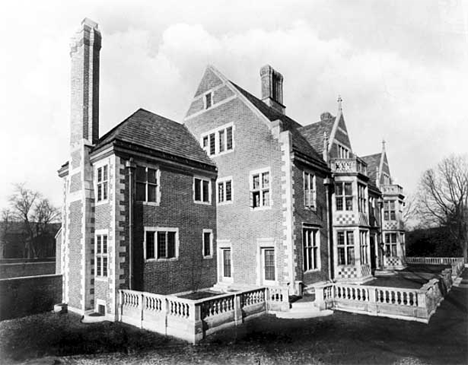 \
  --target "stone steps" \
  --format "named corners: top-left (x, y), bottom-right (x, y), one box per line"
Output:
top-left (275, 297), bottom-right (333, 319)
